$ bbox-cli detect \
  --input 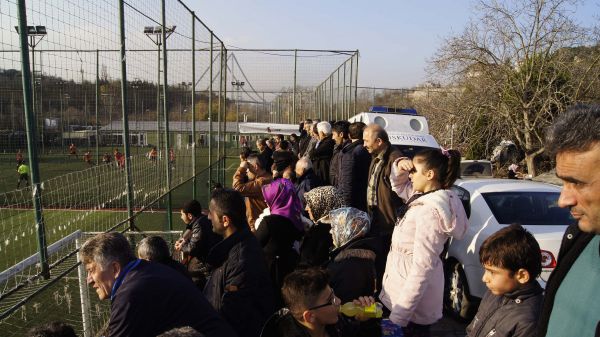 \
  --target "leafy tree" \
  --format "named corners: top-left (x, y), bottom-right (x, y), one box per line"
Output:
top-left (429, 0), bottom-right (599, 175)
